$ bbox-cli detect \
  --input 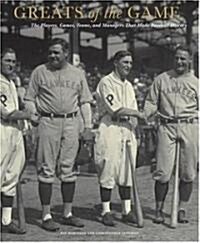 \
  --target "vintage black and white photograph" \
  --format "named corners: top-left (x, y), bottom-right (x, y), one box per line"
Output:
top-left (0, 0), bottom-right (199, 242)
